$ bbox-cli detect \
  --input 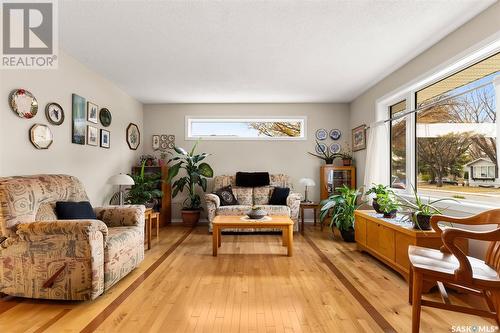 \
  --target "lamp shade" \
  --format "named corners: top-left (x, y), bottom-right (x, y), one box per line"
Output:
top-left (299, 178), bottom-right (315, 187)
top-left (107, 174), bottom-right (135, 186)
